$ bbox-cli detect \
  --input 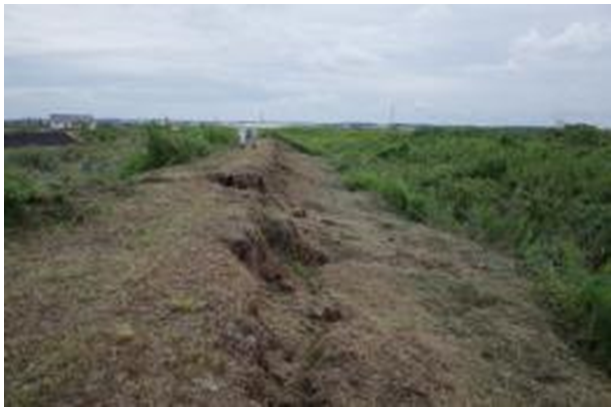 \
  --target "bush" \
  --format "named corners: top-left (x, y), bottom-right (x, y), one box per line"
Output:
top-left (144, 125), bottom-right (210, 169)
top-left (342, 170), bottom-right (379, 191)
top-left (122, 125), bottom-right (233, 177)
top-left (537, 270), bottom-right (610, 368)
top-left (5, 170), bottom-right (78, 227)
top-left (379, 179), bottom-right (410, 213)
top-left (5, 170), bottom-right (39, 225)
